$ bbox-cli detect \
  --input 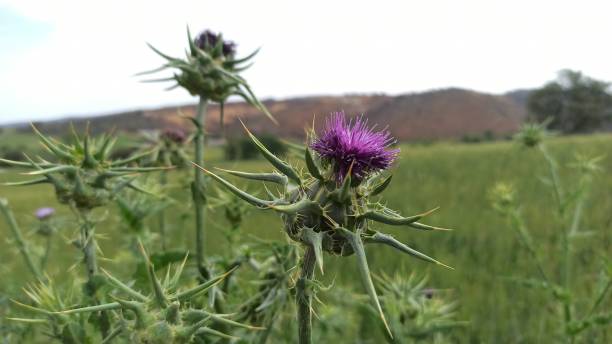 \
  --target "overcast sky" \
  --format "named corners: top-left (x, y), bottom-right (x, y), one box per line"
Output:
top-left (1, 0), bottom-right (611, 124)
